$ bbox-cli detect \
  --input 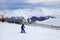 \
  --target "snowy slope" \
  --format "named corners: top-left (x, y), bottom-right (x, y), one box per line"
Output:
top-left (0, 22), bottom-right (60, 40)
